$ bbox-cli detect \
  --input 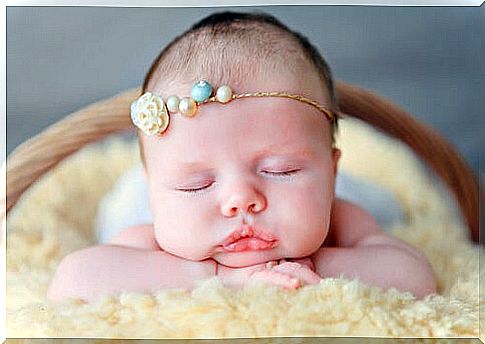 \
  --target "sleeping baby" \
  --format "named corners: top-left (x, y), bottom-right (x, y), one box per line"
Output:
top-left (48, 11), bottom-right (437, 302)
